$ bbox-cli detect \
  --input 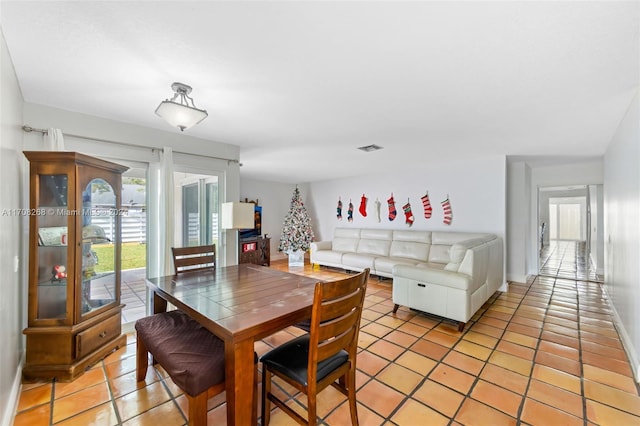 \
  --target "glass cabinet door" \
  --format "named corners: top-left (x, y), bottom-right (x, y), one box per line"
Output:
top-left (80, 178), bottom-right (117, 317)
top-left (36, 174), bottom-right (69, 320)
